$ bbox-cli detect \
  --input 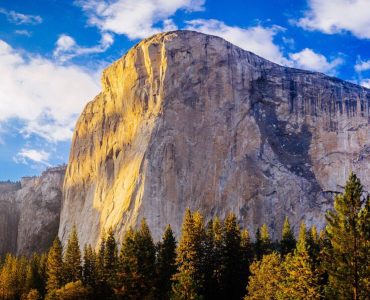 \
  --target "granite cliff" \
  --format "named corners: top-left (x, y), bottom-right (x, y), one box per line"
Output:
top-left (58, 30), bottom-right (370, 247)
top-left (0, 166), bottom-right (65, 256)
